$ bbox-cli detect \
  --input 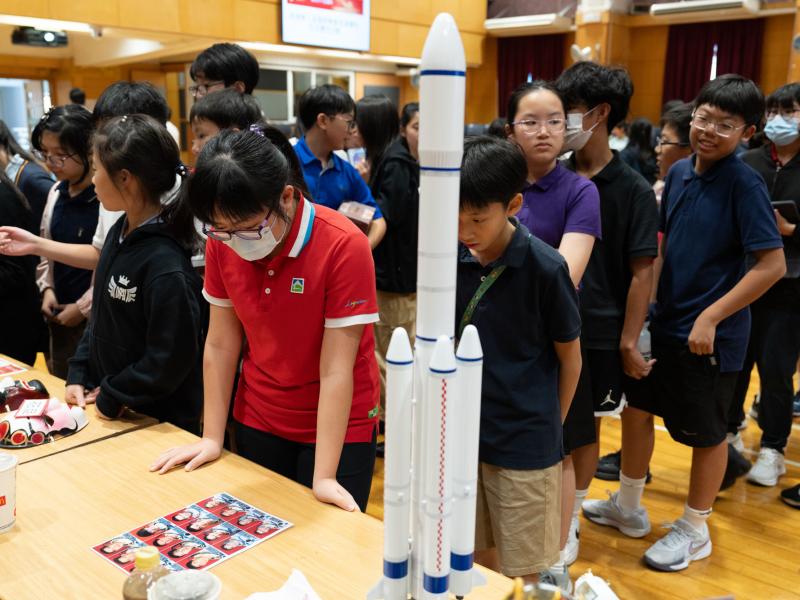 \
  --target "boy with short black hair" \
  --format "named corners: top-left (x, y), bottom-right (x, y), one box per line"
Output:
top-left (554, 61), bottom-right (659, 567)
top-left (457, 136), bottom-right (582, 589)
top-left (189, 88), bottom-right (263, 156)
top-left (583, 74), bottom-right (785, 571)
top-left (294, 84), bottom-right (386, 248)
top-left (189, 43), bottom-right (260, 97)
